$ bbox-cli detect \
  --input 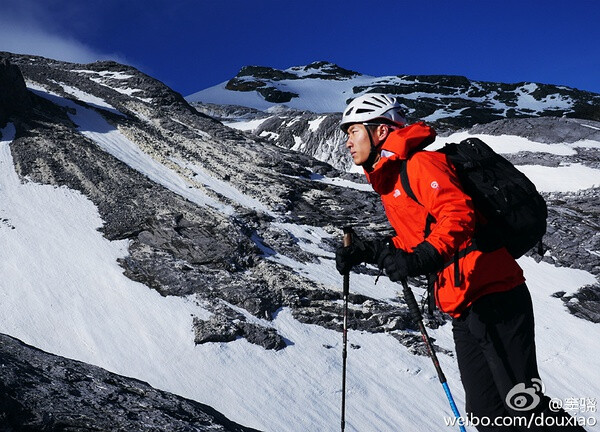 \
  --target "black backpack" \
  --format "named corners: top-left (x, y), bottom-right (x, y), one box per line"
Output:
top-left (400, 137), bottom-right (547, 259)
